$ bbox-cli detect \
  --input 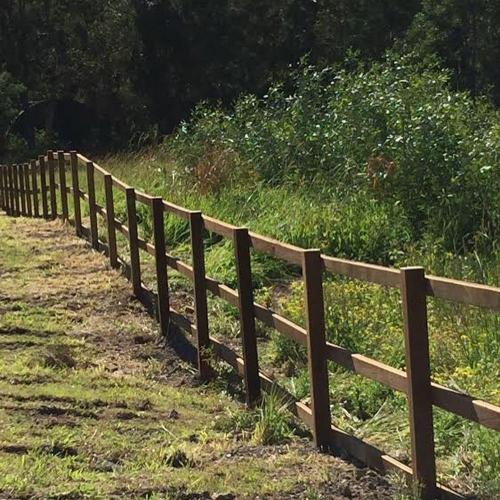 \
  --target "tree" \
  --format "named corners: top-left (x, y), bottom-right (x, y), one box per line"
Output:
top-left (407, 0), bottom-right (500, 103)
